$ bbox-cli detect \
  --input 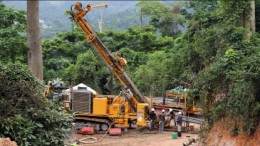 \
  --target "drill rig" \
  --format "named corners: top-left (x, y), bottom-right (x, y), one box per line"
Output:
top-left (69, 2), bottom-right (152, 130)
